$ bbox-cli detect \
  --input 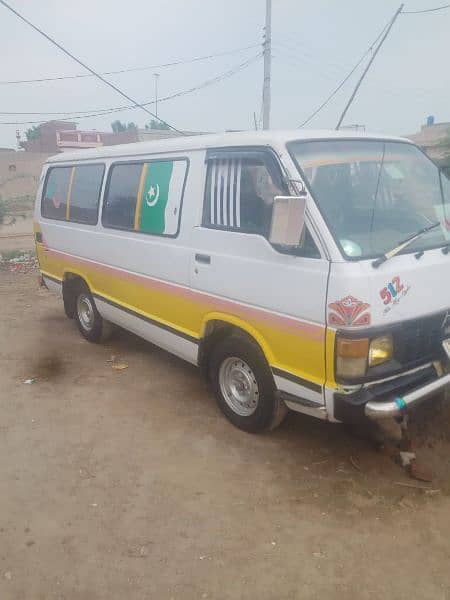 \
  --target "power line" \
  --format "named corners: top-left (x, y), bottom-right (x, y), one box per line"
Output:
top-left (275, 40), bottom-right (352, 77)
top-left (0, 0), bottom-right (184, 134)
top-left (0, 44), bottom-right (260, 86)
top-left (402, 3), bottom-right (450, 13)
top-left (0, 54), bottom-right (263, 125)
top-left (335, 4), bottom-right (404, 129)
top-left (298, 20), bottom-right (390, 127)
top-left (275, 47), bottom-right (348, 84)
top-left (0, 54), bottom-right (262, 115)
